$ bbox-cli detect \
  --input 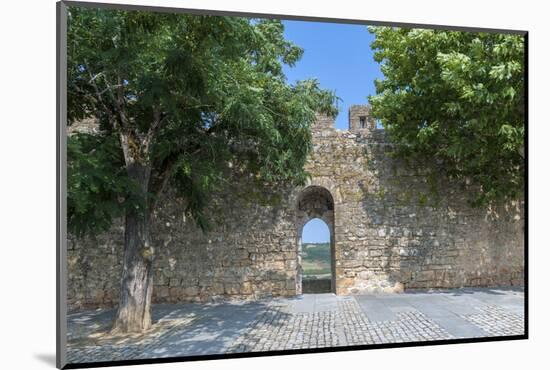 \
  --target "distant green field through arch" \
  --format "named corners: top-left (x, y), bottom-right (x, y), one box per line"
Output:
top-left (301, 218), bottom-right (331, 280)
